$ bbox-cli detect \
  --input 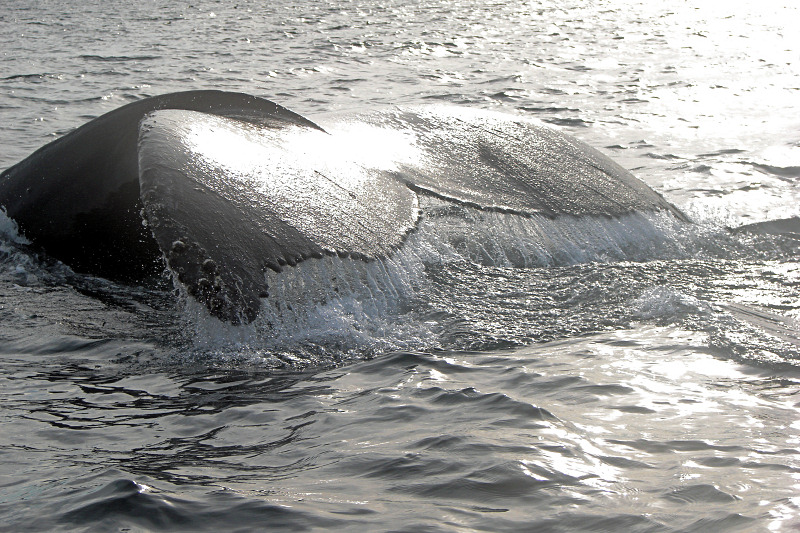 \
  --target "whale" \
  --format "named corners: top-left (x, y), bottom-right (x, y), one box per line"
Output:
top-left (0, 90), bottom-right (685, 324)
